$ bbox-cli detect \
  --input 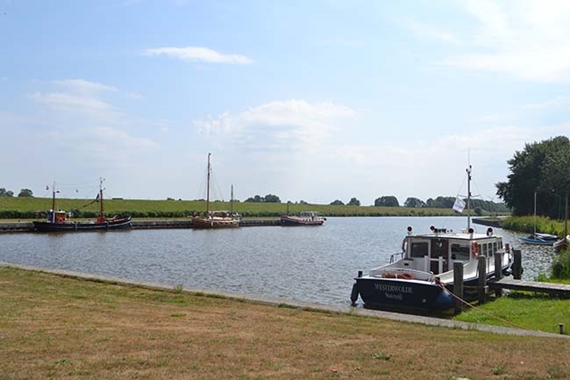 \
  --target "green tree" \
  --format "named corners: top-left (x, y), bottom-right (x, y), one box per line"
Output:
top-left (0, 188), bottom-right (14, 197)
top-left (347, 197), bottom-right (360, 206)
top-left (245, 195), bottom-right (264, 203)
top-left (374, 196), bottom-right (399, 207)
top-left (496, 136), bottom-right (570, 217)
top-left (263, 194), bottom-right (281, 203)
top-left (18, 189), bottom-right (33, 197)
top-left (404, 197), bottom-right (425, 208)
top-left (330, 199), bottom-right (345, 206)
